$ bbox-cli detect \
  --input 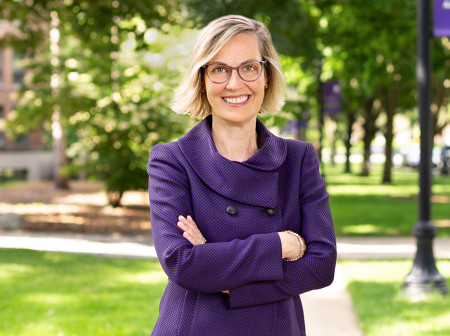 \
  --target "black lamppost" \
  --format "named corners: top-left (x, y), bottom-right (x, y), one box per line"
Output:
top-left (403, 0), bottom-right (447, 297)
